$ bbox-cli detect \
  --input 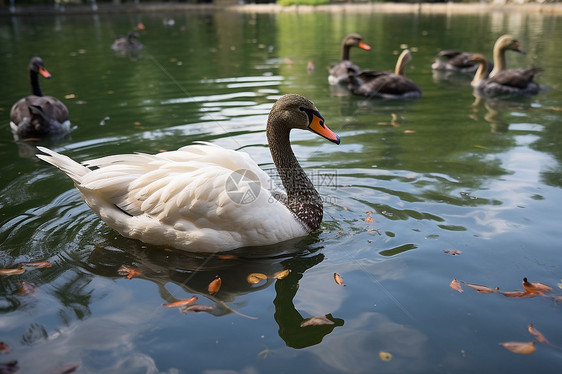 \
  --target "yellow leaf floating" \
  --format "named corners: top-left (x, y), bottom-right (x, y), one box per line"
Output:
top-left (272, 269), bottom-right (290, 280)
top-left (379, 351), bottom-right (393, 361)
top-left (500, 341), bottom-right (535, 355)
top-left (247, 273), bottom-right (267, 284)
